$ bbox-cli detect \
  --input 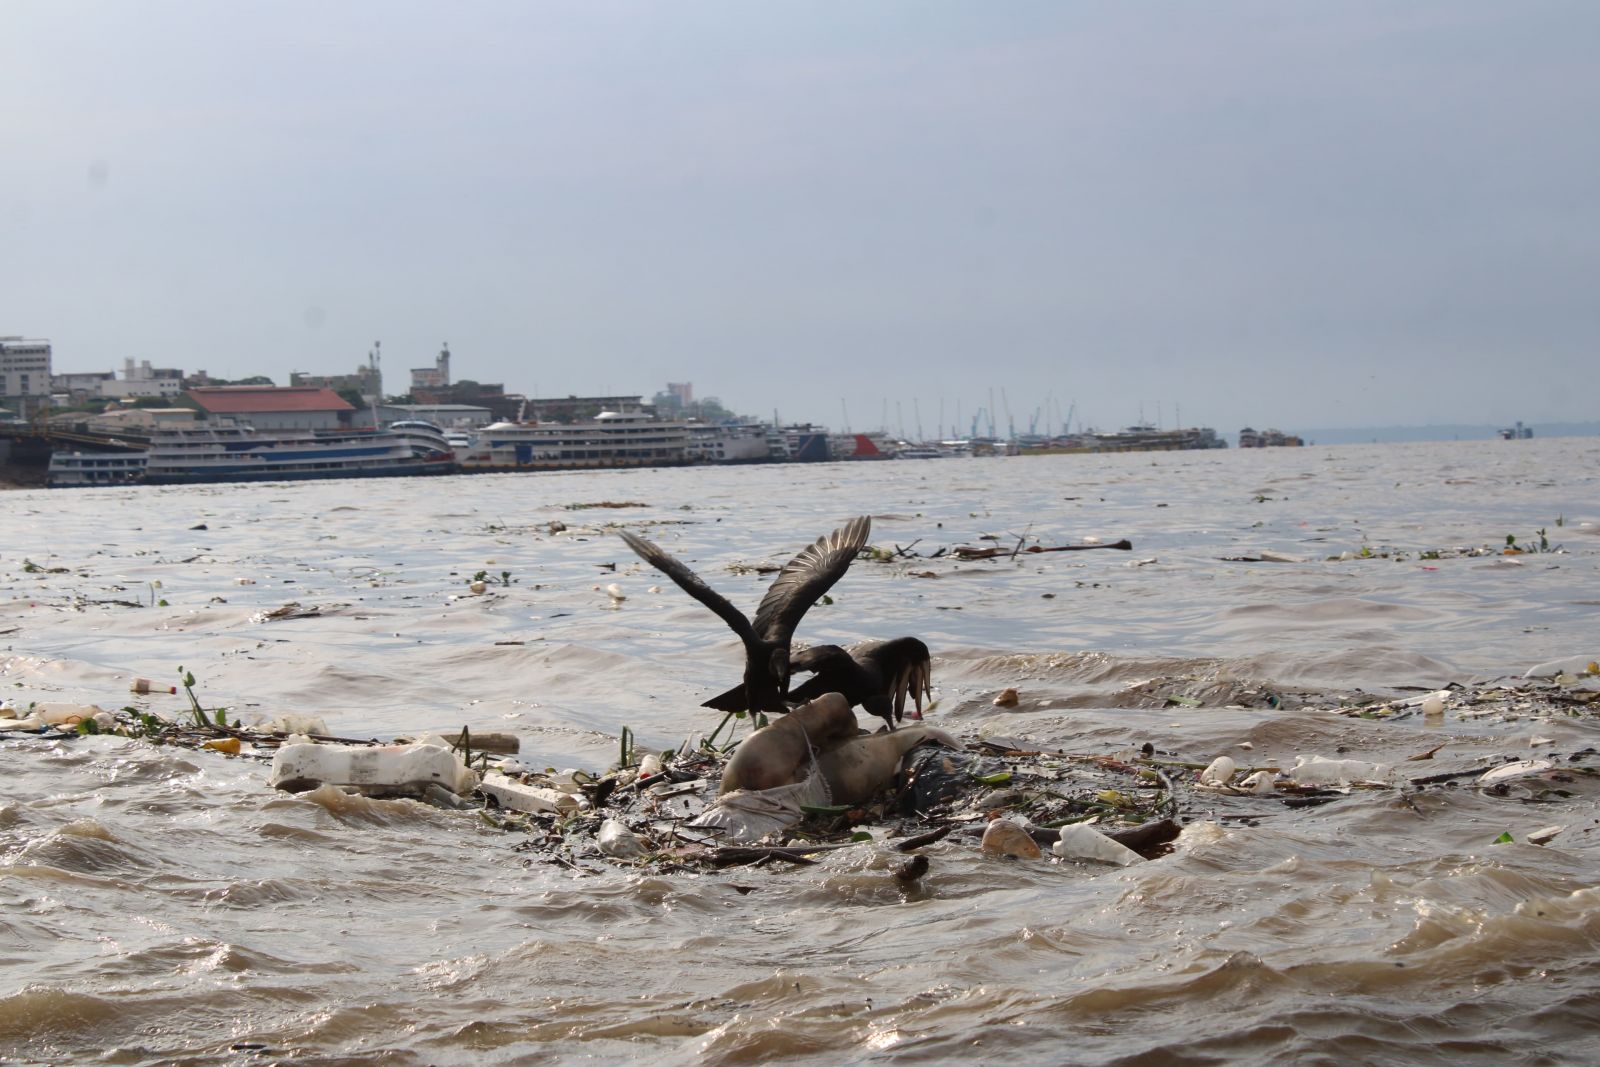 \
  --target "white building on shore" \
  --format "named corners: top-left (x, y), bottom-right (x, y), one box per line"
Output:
top-left (1, 336), bottom-right (52, 416)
